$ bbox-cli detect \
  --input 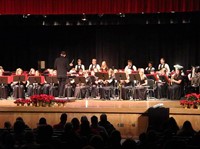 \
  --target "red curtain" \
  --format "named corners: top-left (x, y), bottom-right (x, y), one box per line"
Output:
top-left (0, 0), bottom-right (199, 14)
